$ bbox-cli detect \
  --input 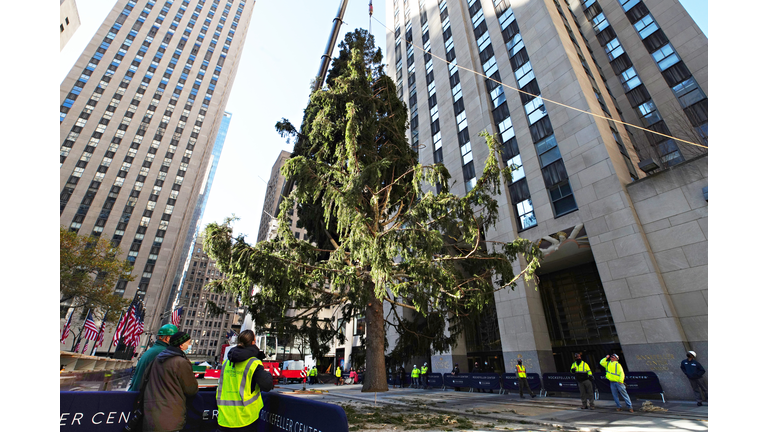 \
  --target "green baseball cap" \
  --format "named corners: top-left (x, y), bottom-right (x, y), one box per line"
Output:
top-left (158, 324), bottom-right (179, 336)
